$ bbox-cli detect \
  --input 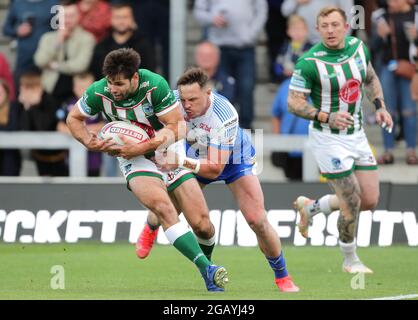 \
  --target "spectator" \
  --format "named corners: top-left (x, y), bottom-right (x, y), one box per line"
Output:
top-left (34, 1), bottom-right (95, 105)
top-left (265, 0), bottom-right (288, 84)
top-left (2, 0), bottom-right (58, 86)
top-left (77, 0), bottom-right (112, 43)
top-left (113, 0), bottom-right (170, 78)
top-left (18, 69), bottom-right (68, 176)
top-left (89, 2), bottom-right (155, 80)
top-left (0, 53), bottom-right (15, 101)
top-left (371, 0), bottom-right (418, 165)
top-left (194, 41), bottom-right (236, 104)
top-left (193, 0), bottom-right (268, 129)
top-left (274, 15), bottom-right (313, 84)
top-left (0, 80), bottom-right (22, 176)
top-left (281, 0), bottom-right (354, 44)
top-left (271, 78), bottom-right (310, 180)
top-left (56, 72), bottom-right (104, 176)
